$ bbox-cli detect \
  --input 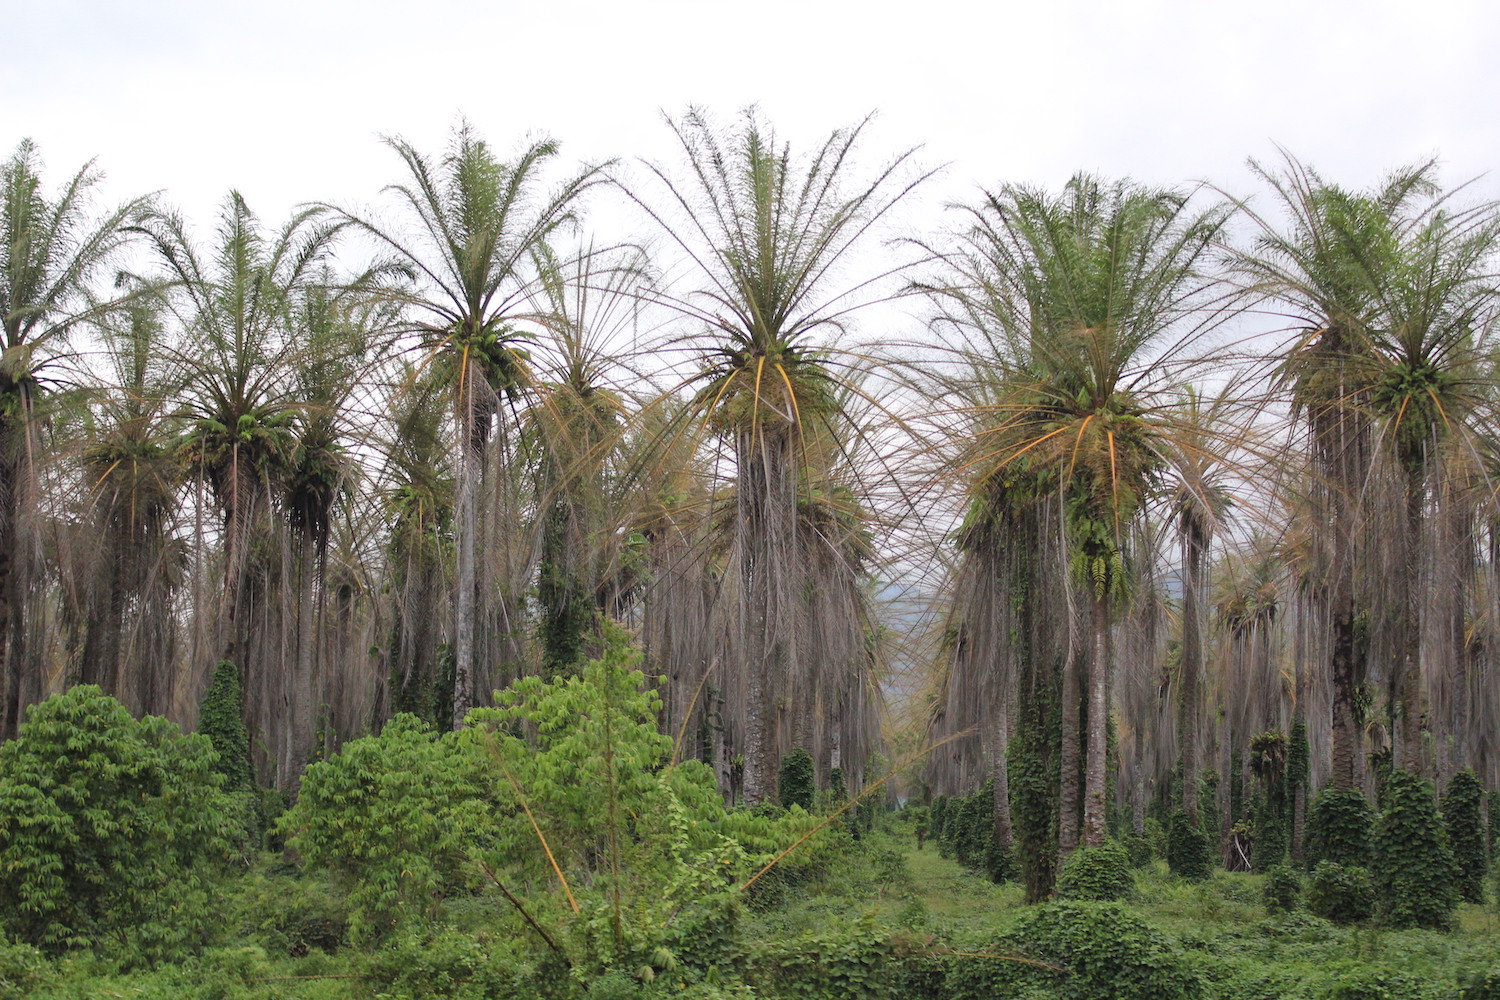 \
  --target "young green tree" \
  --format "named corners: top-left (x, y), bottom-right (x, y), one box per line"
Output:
top-left (0, 687), bottom-right (237, 959)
